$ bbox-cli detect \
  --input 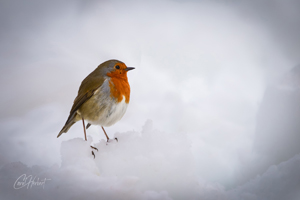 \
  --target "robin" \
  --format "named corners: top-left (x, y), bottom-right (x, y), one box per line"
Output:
top-left (57, 59), bottom-right (134, 157)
